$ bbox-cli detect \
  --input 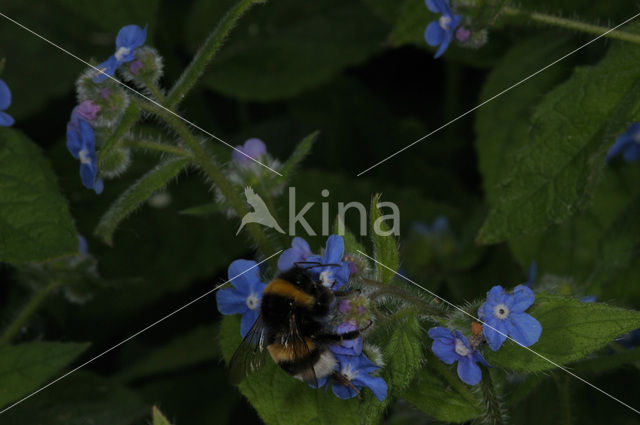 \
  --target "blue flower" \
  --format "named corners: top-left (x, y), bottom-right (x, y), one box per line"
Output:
top-left (278, 235), bottom-right (350, 291)
top-left (216, 259), bottom-right (267, 337)
top-left (0, 78), bottom-right (15, 127)
top-left (478, 285), bottom-right (542, 351)
top-left (428, 327), bottom-right (489, 385)
top-left (424, 0), bottom-right (463, 58)
top-left (94, 24), bottom-right (147, 83)
top-left (329, 321), bottom-right (363, 356)
top-left (232, 138), bottom-right (267, 165)
top-left (66, 118), bottom-right (103, 194)
top-left (331, 353), bottom-right (387, 401)
top-left (606, 123), bottom-right (640, 163)
top-left (580, 295), bottom-right (597, 303)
